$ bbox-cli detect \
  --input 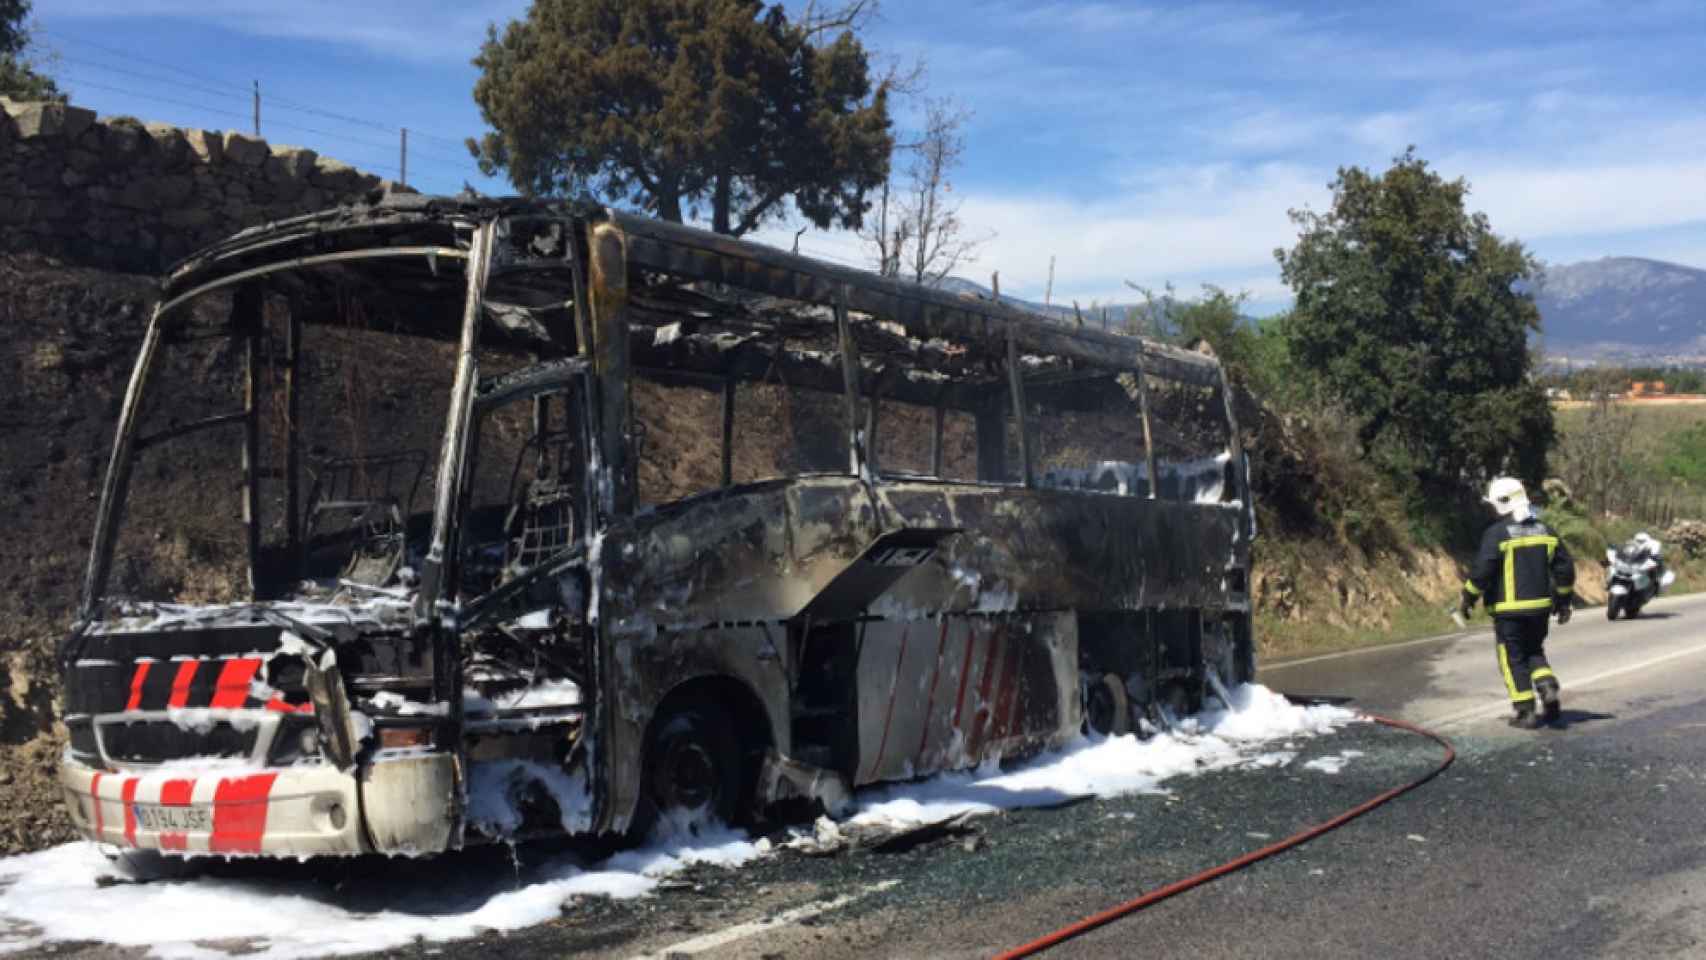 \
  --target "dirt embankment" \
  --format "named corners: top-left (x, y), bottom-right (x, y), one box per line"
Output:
top-left (0, 255), bottom-right (161, 853)
top-left (1253, 532), bottom-right (1612, 658)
